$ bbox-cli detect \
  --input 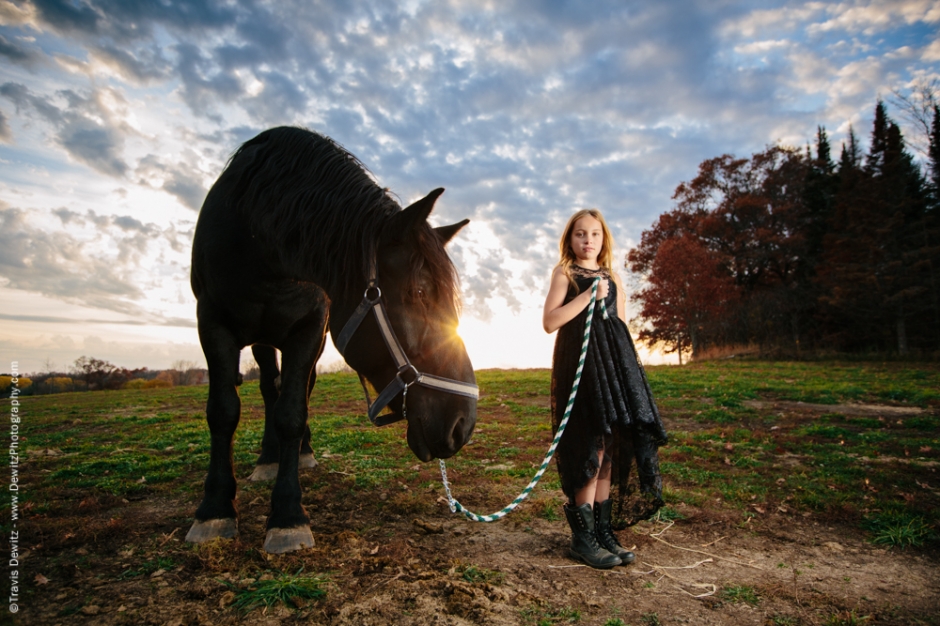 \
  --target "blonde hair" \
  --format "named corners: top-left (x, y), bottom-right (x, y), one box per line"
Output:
top-left (556, 208), bottom-right (615, 292)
